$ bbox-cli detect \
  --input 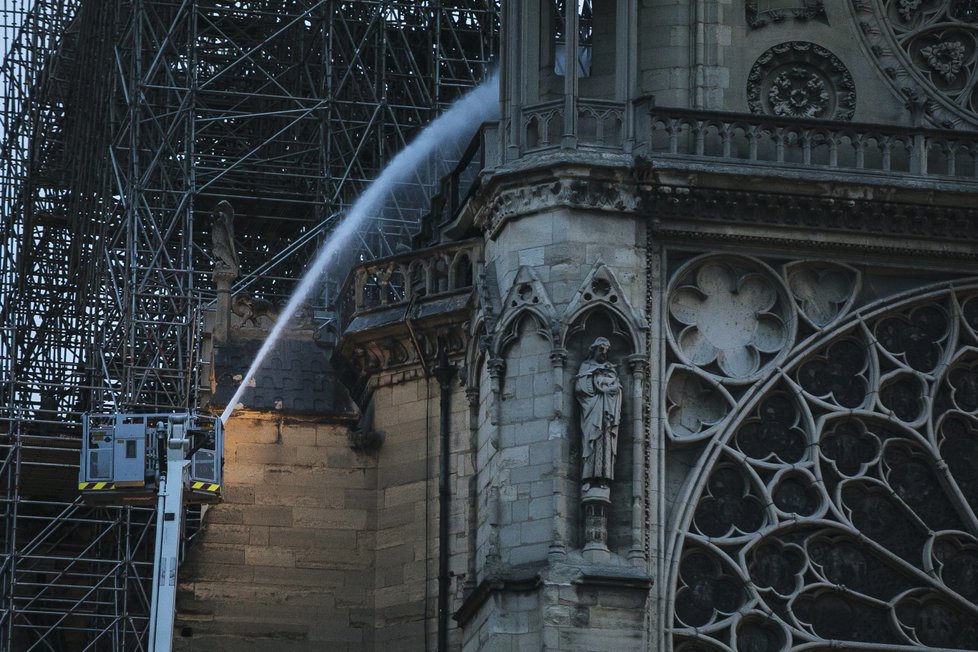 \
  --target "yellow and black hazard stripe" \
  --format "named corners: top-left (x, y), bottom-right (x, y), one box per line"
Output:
top-left (191, 481), bottom-right (220, 493)
top-left (78, 481), bottom-right (116, 491)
